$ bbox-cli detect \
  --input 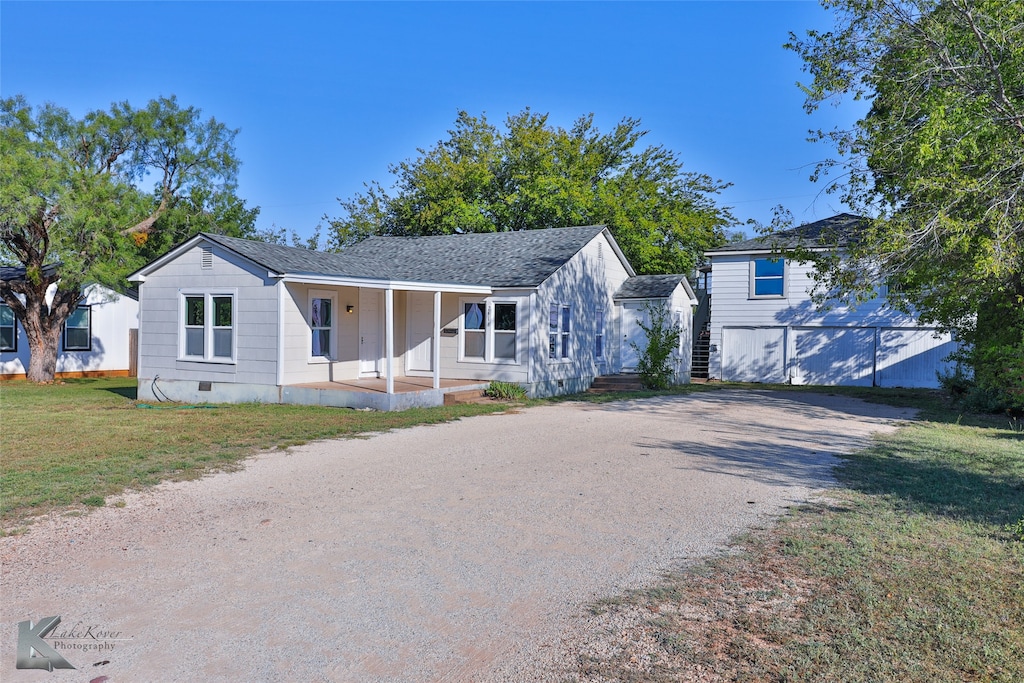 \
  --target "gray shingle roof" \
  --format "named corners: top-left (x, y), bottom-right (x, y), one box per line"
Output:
top-left (707, 213), bottom-right (866, 254)
top-left (202, 225), bottom-right (609, 288)
top-left (199, 233), bottom-right (394, 280)
top-left (614, 274), bottom-right (687, 300)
